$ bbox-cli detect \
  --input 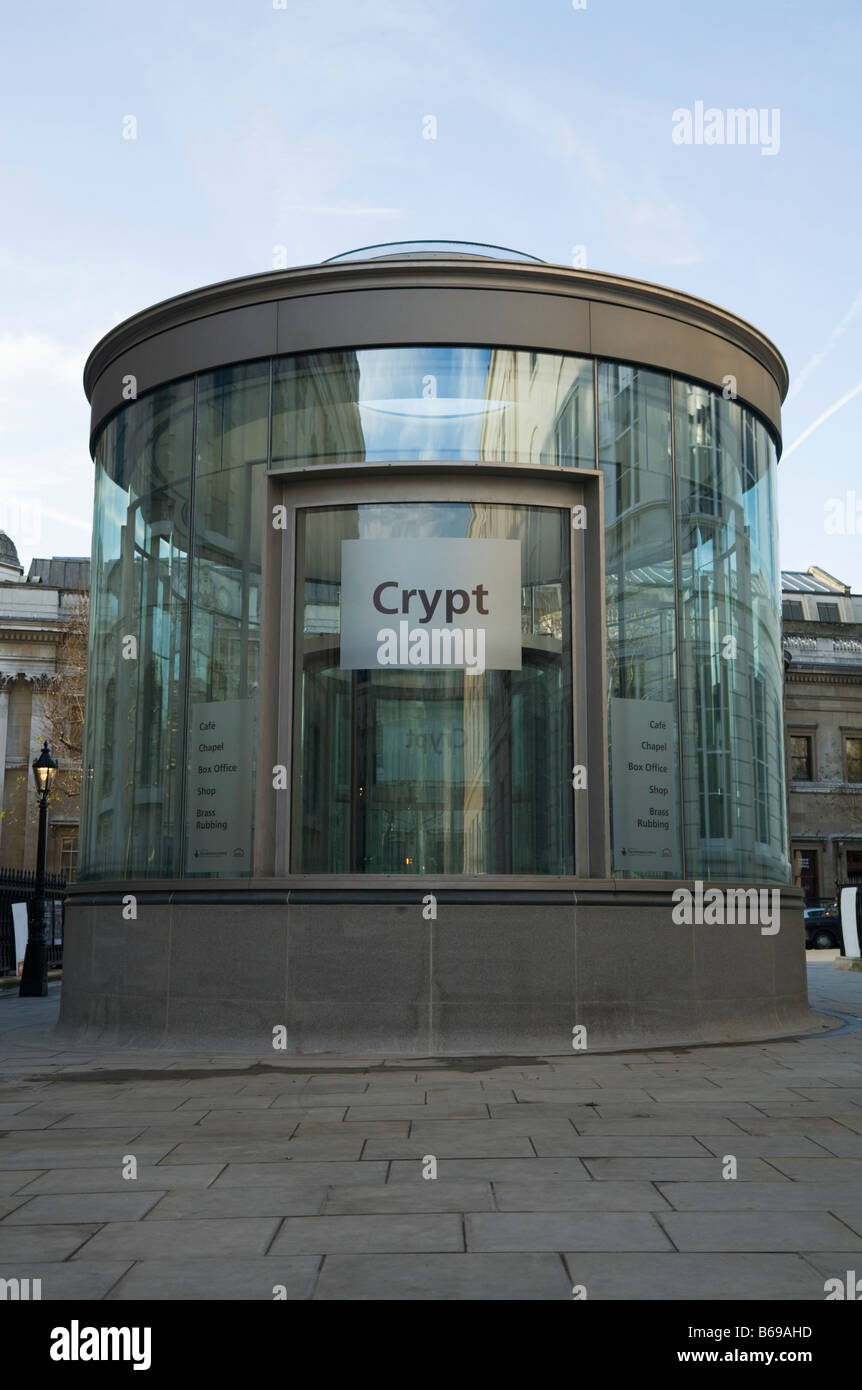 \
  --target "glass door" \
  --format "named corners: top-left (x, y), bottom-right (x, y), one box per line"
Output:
top-left (289, 497), bottom-right (578, 876)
